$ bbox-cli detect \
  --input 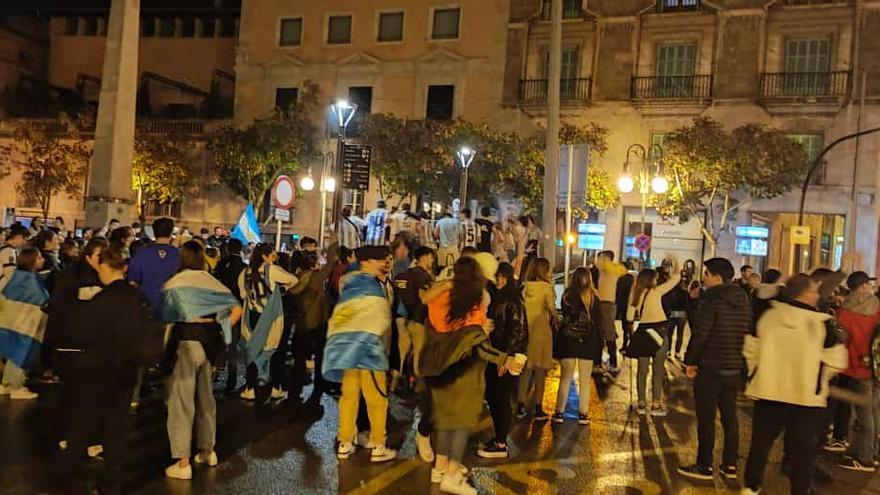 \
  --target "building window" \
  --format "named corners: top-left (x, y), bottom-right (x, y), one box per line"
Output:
top-left (655, 42), bottom-right (696, 97)
top-left (275, 87), bottom-right (299, 113)
top-left (328, 15), bottom-right (352, 44)
top-left (84, 17), bottom-right (100, 36)
top-left (788, 134), bottom-right (825, 183)
top-left (657, 0), bottom-right (701, 12)
top-left (182, 18), bottom-right (196, 37)
top-left (347, 86), bottom-right (373, 135)
top-left (219, 18), bottom-right (236, 37)
top-left (783, 37), bottom-right (831, 94)
top-left (158, 18), bottom-right (175, 37)
top-left (378, 12), bottom-right (404, 42)
top-left (541, 0), bottom-right (584, 20)
top-left (141, 18), bottom-right (156, 37)
top-left (786, 0), bottom-right (835, 4)
top-left (426, 85), bottom-right (454, 120)
top-left (431, 8), bottom-right (460, 40)
top-left (651, 133), bottom-right (670, 150)
top-left (279, 18), bottom-right (303, 46)
top-left (542, 47), bottom-right (580, 98)
top-left (200, 17), bottom-right (216, 37)
top-left (64, 17), bottom-right (79, 35)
